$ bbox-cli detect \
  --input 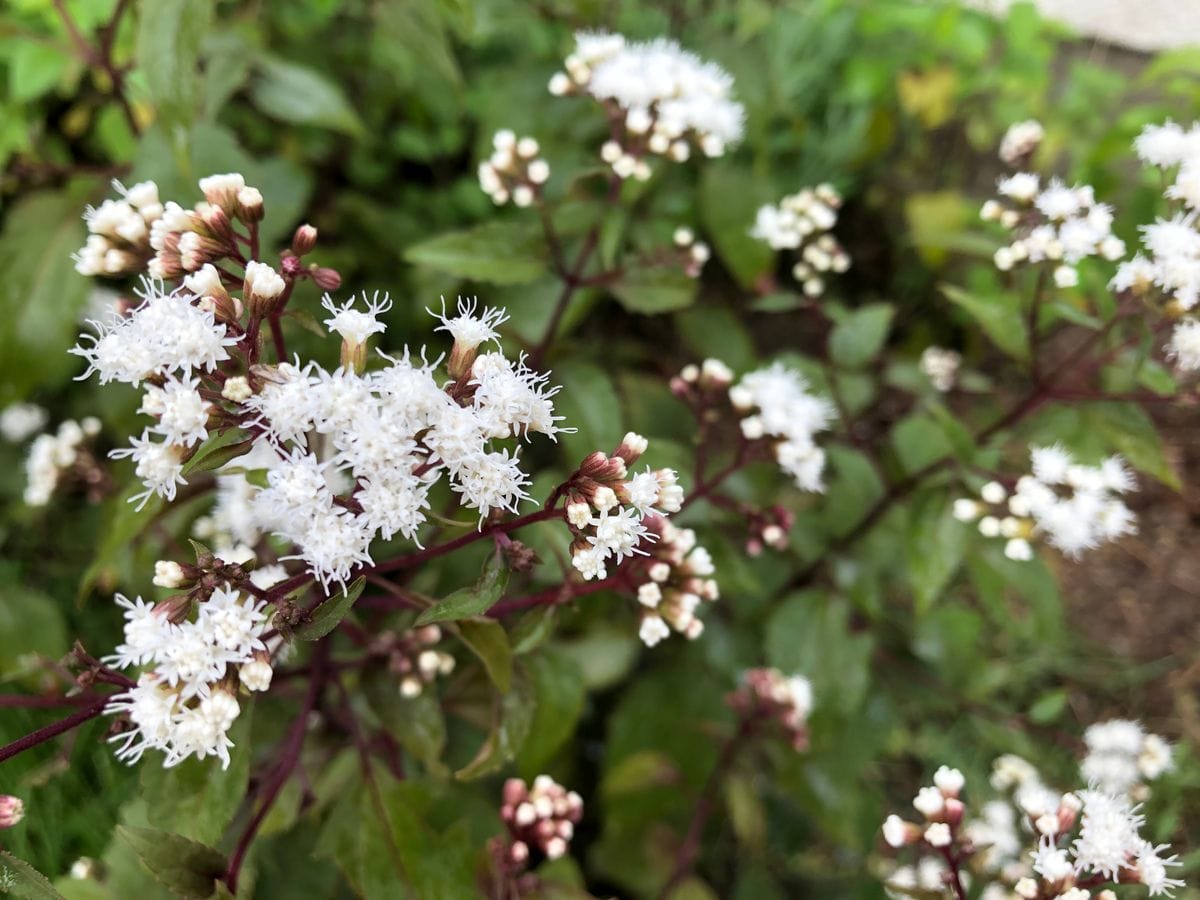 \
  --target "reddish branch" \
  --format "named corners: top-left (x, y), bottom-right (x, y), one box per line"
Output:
top-left (0, 695), bottom-right (111, 765)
